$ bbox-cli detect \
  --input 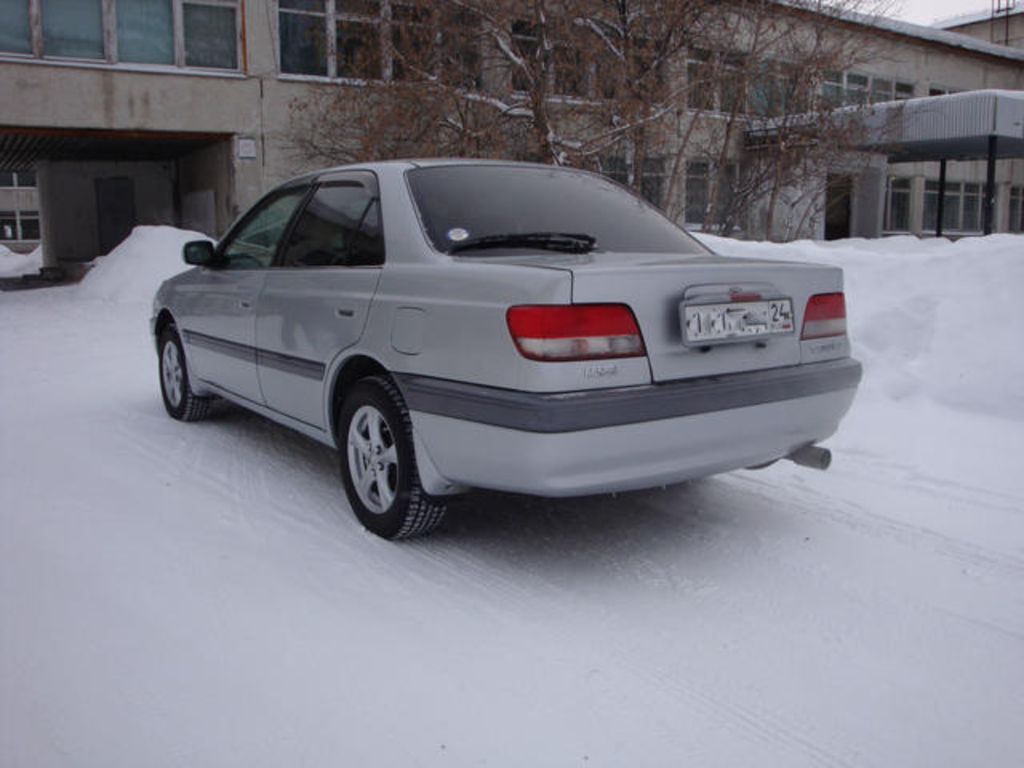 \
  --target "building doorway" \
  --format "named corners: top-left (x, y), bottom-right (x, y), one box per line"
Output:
top-left (825, 175), bottom-right (852, 241)
top-left (95, 177), bottom-right (136, 255)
